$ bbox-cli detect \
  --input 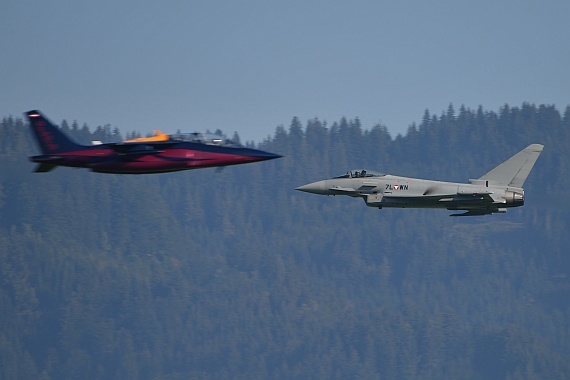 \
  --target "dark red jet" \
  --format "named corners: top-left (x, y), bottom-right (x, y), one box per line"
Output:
top-left (25, 110), bottom-right (281, 174)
